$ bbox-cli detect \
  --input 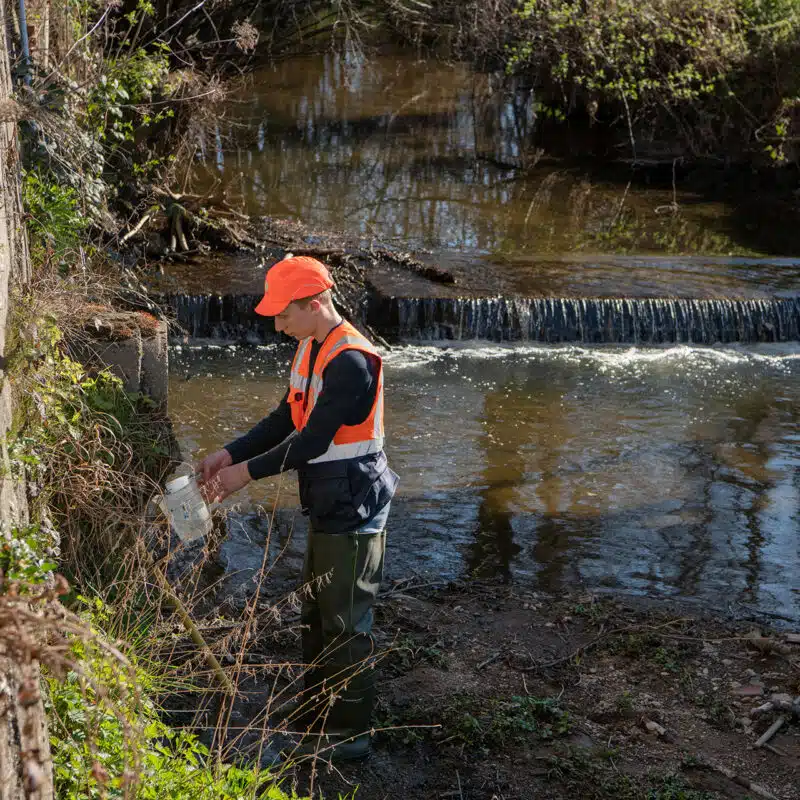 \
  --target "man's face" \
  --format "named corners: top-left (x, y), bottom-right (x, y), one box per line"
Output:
top-left (273, 300), bottom-right (318, 339)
